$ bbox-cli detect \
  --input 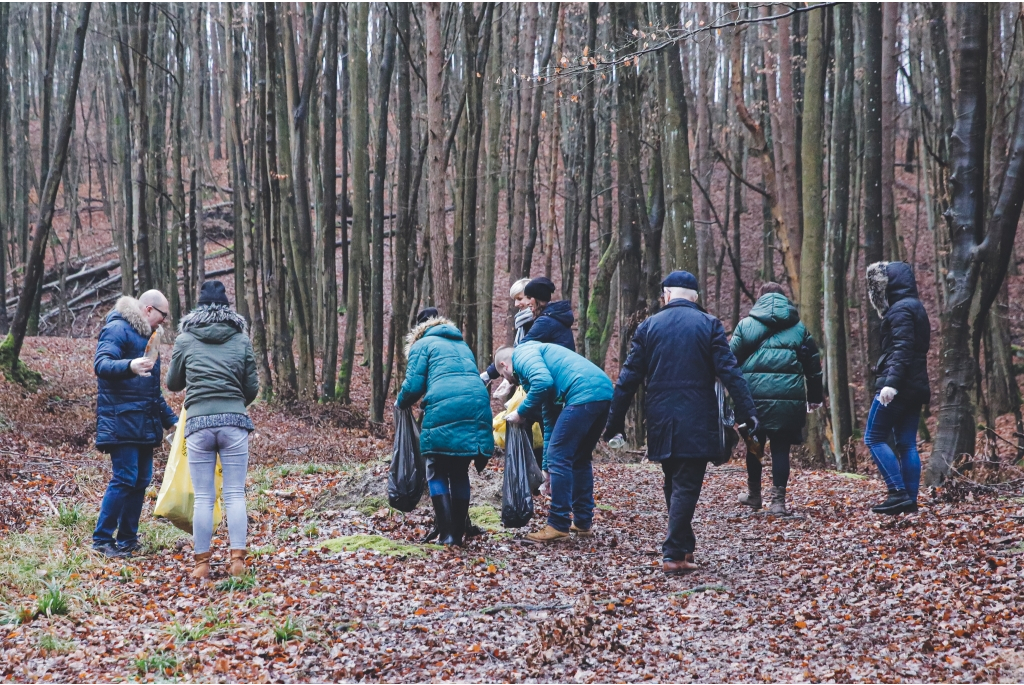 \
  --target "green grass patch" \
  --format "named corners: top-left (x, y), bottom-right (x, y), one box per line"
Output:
top-left (674, 583), bottom-right (729, 598)
top-left (38, 633), bottom-right (75, 654)
top-left (837, 472), bottom-right (868, 480)
top-left (0, 509), bottom-right (100, 597)
top-left (56, 502), bottom-right (84, 528)
top-left (138, 519), bottom-right (189, 555)
top-left (357, 495), bottom-right (393, 516)
top-left (36, 582), bottom-right (70, 617)
top-left (468, 505), bottom-right (502, 532)
top-left (249, 545), bottom-right (276, 558)
top-left (216, 571), bottom-right (257, 592)
top-left (317, 534), bottom-right (440, 558)
top-left (596, 503), bottom-right (615, 512)
top-left (135, 650), bottom-right (181, 678)
top-left (273, 615), bottom-right (302, 643)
